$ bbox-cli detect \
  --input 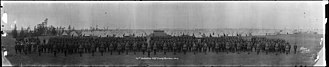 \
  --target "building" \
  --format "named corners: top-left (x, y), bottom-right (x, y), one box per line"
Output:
top-left (148, 30), bottom-right (170, 37)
